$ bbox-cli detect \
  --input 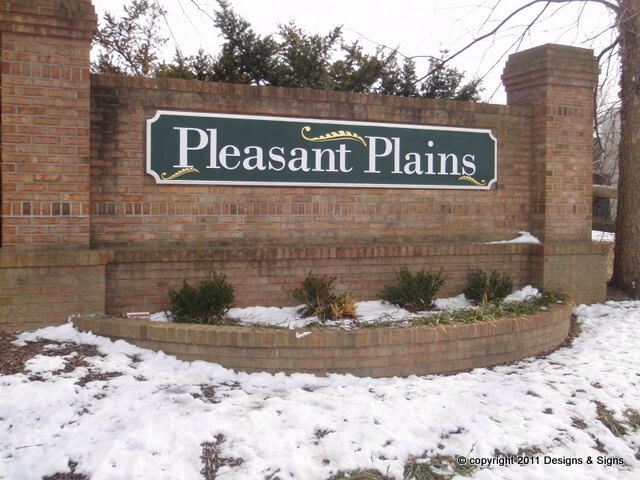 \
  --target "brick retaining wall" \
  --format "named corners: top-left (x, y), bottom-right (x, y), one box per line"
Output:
top-left (0, 242), bottom-right (604, 331)
top-left (105, 243), bottom-right (607, 312)
top-left (0, 250), bottom-right (108, 331)
top-left (73, 304), bottom-right (572, 377)
top-left (105, 242), bottom-right (534, 311)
